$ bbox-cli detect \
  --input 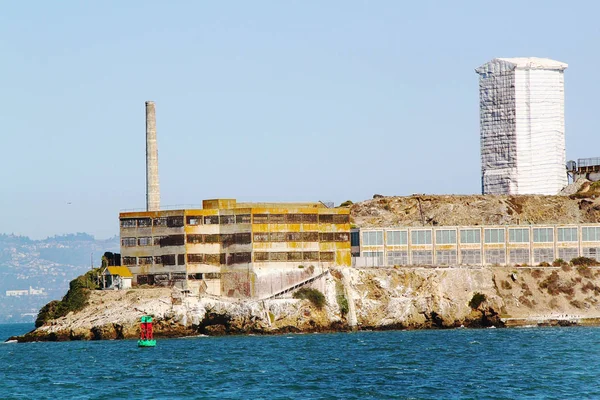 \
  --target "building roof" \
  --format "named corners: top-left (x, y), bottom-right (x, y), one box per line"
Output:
top-left (476, 57), bottom-right (568, 74)
top-left (106, 266), bottom-right (133, 278)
